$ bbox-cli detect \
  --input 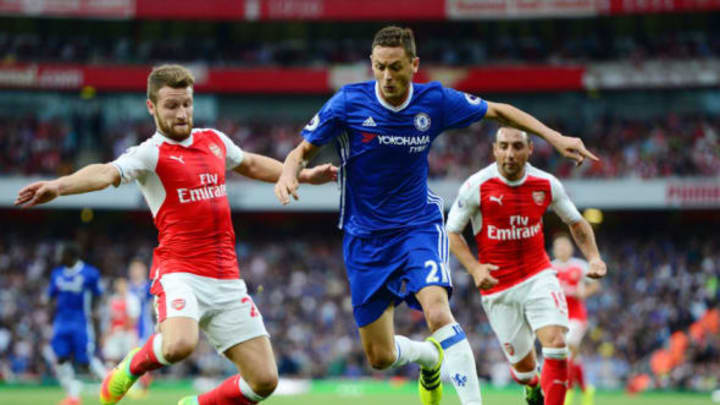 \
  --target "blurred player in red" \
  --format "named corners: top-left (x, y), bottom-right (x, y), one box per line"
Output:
top-left (103, 278), bottom-right (140, 367)
top-left (552, 234), bottom-right (601, 405)
top-left (15, 64), bottom-right (337, 405)
top-left (446, 127), bottom-right (607, 405)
